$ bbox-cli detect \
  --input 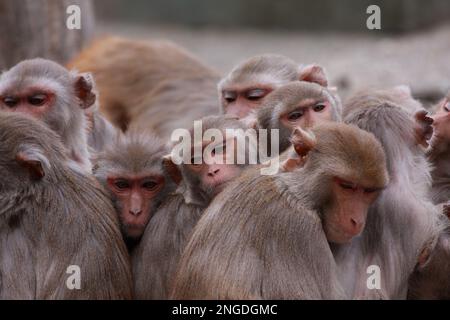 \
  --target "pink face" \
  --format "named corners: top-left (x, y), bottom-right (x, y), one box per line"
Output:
top-left (323, 177), bottom-right (381, 244)
top-left (188, 139), bottom-right (242, 196)
top-left (432, 98), bottom-right (450, 141)
top-left (107, 175), bottom-right (165, 238)
top-left (222, 86), bottom-right (274, 118)
top-left (281, 99), bottom-right (332, 130)
top-left (0, 88), bottom-right (54, 119)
